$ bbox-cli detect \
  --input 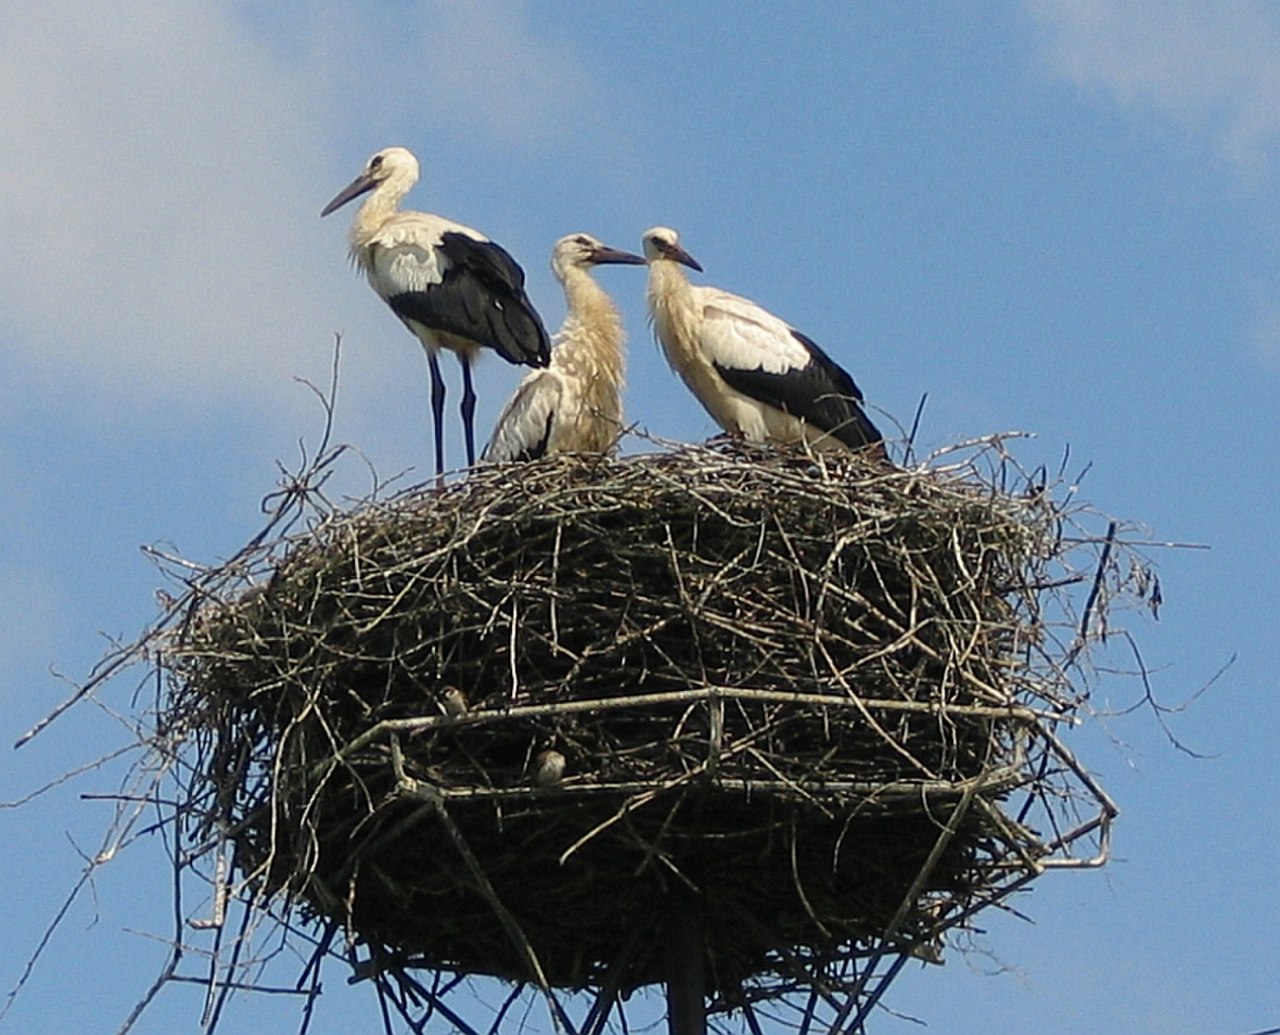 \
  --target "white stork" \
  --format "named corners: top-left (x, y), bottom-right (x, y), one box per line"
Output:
top-left (322, 146), bottom-right (550, 478)
top-left (642, 226), bottom-right (885, 455)
top-left (484, 233), bottom-right (645, 462)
